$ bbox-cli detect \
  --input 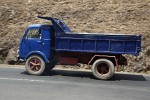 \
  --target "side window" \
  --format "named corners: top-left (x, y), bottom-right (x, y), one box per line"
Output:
top-left (26, 29), bottom-right (41, 39)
